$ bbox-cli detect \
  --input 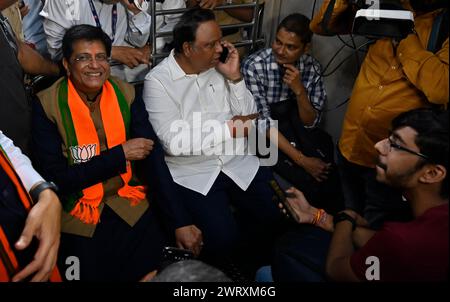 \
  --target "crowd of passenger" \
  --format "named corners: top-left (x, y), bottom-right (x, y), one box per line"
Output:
top-left (0, 0), bottom-right (447, 282)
